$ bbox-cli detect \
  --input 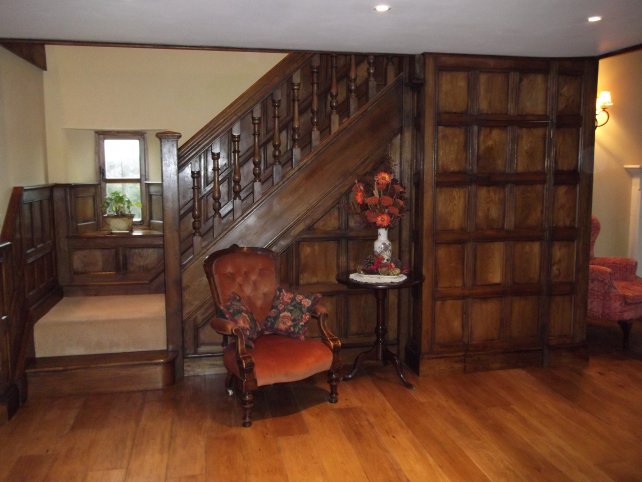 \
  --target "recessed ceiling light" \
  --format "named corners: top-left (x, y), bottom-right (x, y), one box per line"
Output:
top-left (588, 15), bottom-right (602, 22)
top-left (374, 4), bottom-right (391, 13)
